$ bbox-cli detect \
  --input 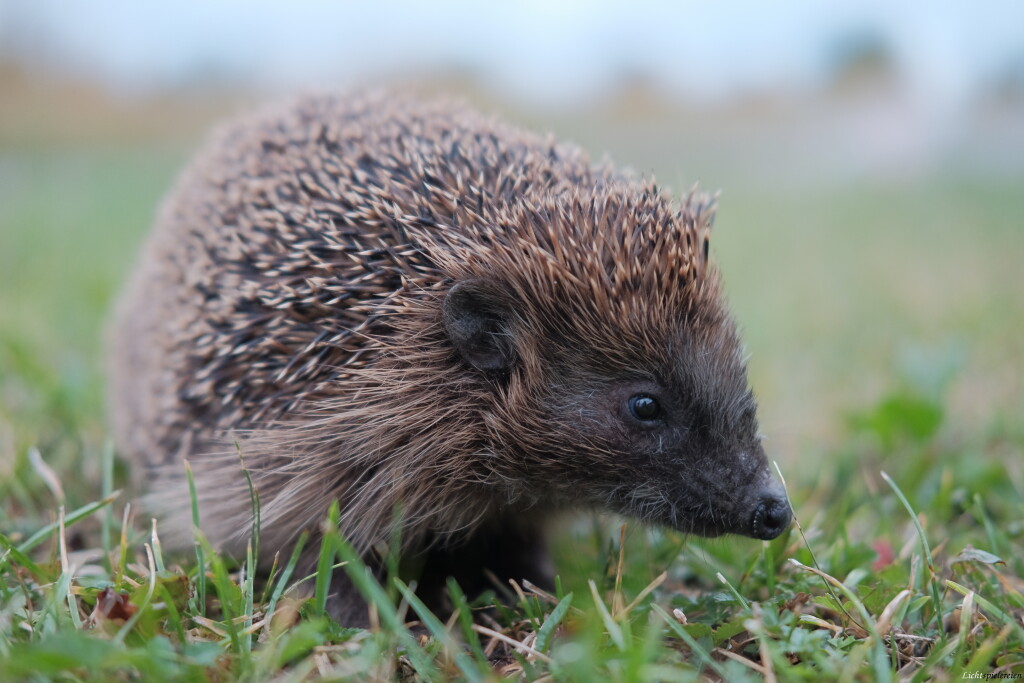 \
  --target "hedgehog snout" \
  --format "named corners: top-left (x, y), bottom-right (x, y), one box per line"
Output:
top-left (748, 478), bottom-right (792, 540)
